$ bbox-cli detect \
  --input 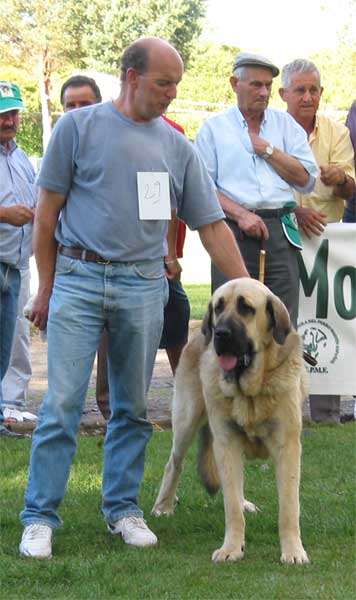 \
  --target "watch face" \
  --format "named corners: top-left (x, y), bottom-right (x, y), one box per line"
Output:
top-left (266, 144), bottom-right (273, 155)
